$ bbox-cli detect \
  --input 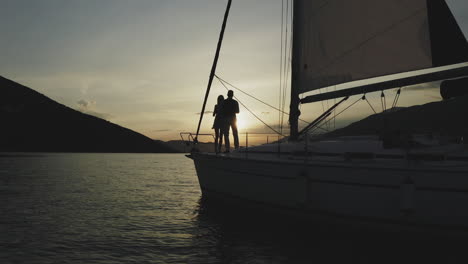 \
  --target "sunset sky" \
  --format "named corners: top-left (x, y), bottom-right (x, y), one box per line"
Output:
top-left (1, 0), bottom-right (468, 141)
